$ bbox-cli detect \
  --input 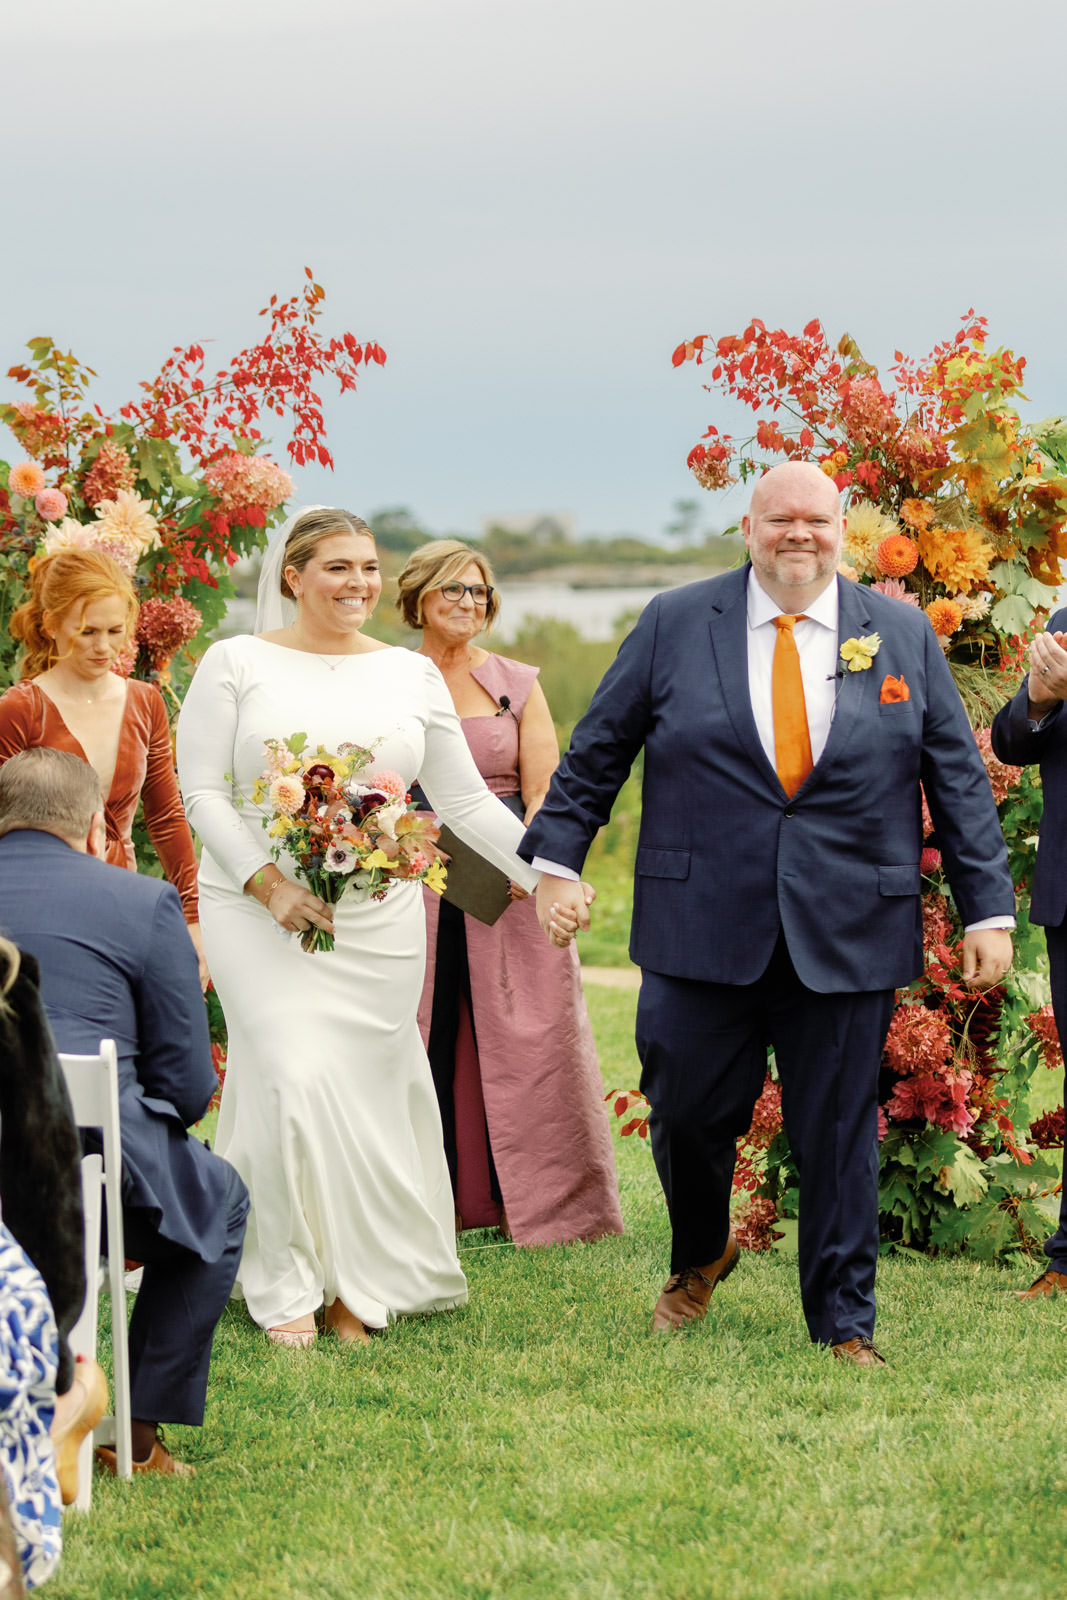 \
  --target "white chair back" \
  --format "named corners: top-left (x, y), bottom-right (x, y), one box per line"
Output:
top-left (60, 1040), bottom-right (132, 1503)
